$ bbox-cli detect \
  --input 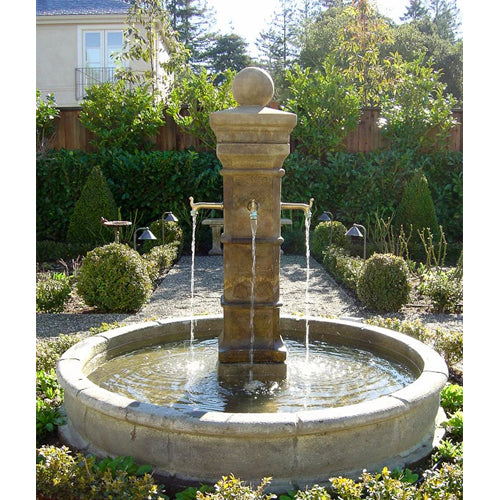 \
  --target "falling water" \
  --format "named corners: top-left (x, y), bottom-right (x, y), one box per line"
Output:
top-left (304, 212), bottom-right (312, 362)
top-left (249, 211), bottom-right (258, 373)
top-left (190, 209), bottom-right (198, 349)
